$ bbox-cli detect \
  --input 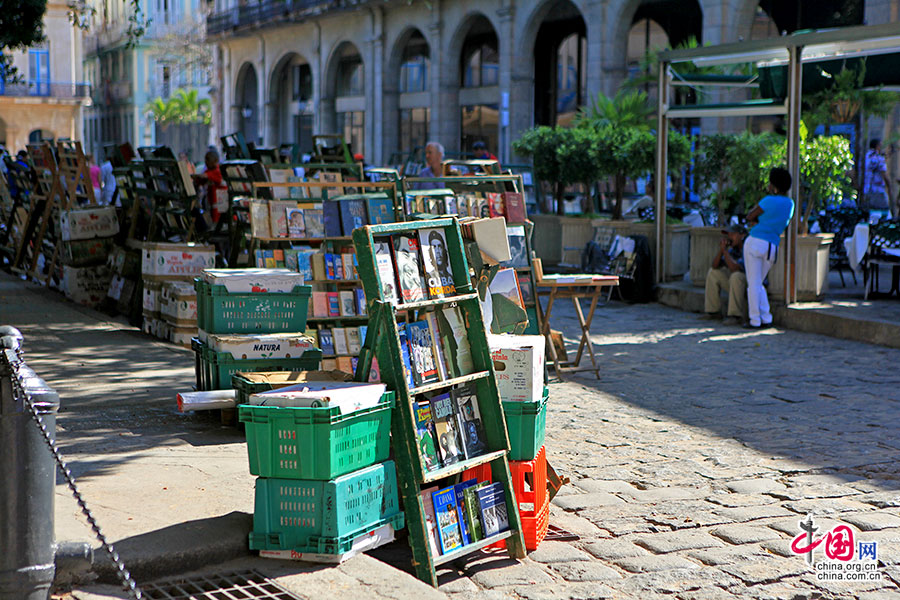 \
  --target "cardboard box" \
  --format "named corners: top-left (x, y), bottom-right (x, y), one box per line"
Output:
top-left (61, 238), bottom-right (112, 266)
top-left (200, 268), bottom-right (305, 293)
top-left (59, 207), bottom-right (119, 241)
top-left (142, 242), bottom-right (216, 281)
top-left (489, 334), bottom-right (545, 402)
top-left (142, 280), bottom-right (162, 316)
top-left (206, 333), bottom-right (317, 360)
top-left (160, 281), bottom-right (197, 325)
top-left (169, 326), bottom-right (196, 348)
top-left (62, 265), bottom-right (111, 307)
